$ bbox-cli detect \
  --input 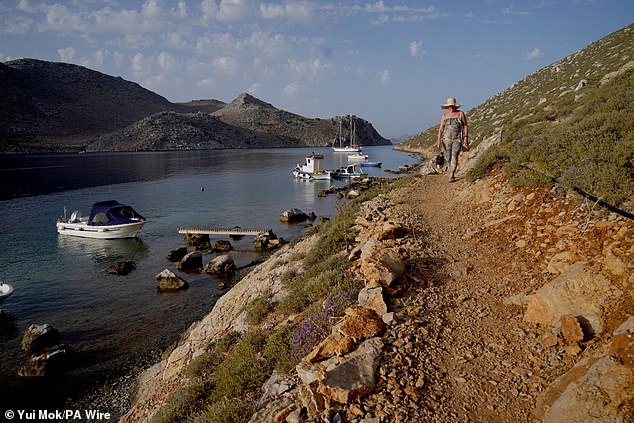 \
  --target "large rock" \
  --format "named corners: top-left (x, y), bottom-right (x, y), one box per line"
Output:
top-left (339, 306), bottom-right (386, 340)
top-left (166, 247), bottom-right (188, 262)
top-left (183, 233), bottom-right (211, 250)
top-left (156, 269), bottom-right (189, 292)
top-left (22, 324), bottom-right (60, 353)
top-left (523, 262), bottom-right (621, 336)
top-left (305, 331), bottom-right (356, 364)
top-left (213, 240), bottom-right (233, 252)
top-left (316, 337), bottom-right (384, 404)
top-left (360, 245), bottom-right (406, 288)
top-left (102, 261), bottom-right (136, 275)
top-left (204, 255), bottom-right (236, 275)
top-left (279, 208), bottom-right (308, 223)
top-left (535, 317), bottom-right (634, 423)
top-left (357, 286), bottom-right (388, 318)
top-left (176, 251), bottom-right (203, 272)
top-left (18, 345), bottom-right (72, 377)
